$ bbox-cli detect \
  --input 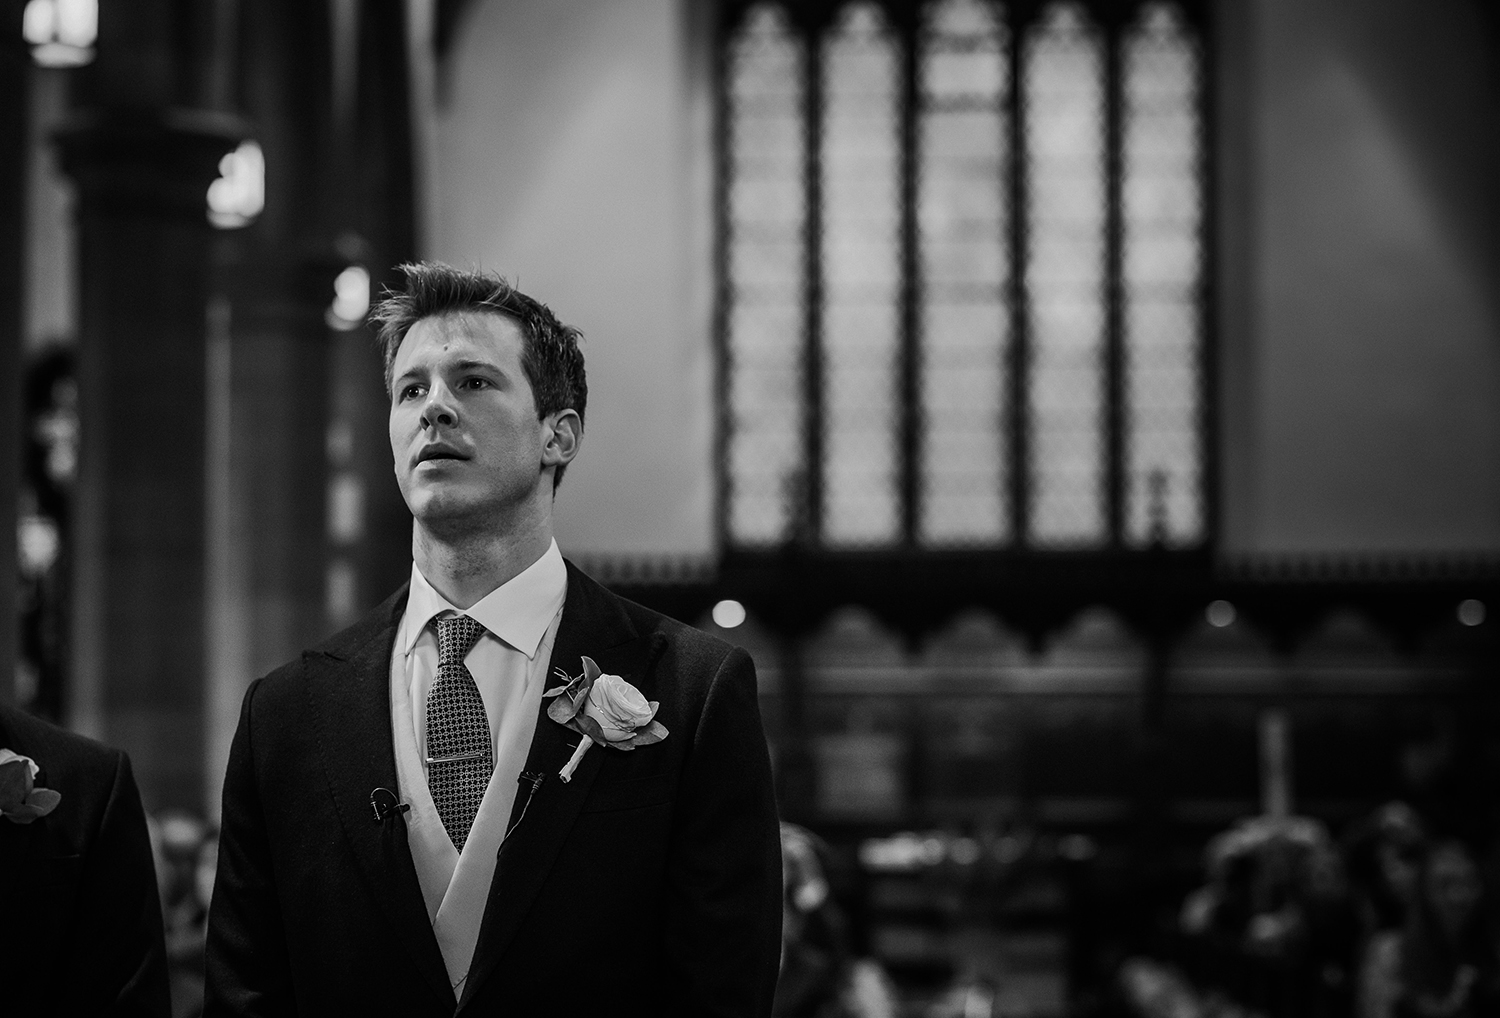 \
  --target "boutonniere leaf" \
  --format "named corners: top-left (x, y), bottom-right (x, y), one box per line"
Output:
top-left (0, 749), bottom-right (61, 824)
top-left (542, 656), bottom-right (668, 782)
